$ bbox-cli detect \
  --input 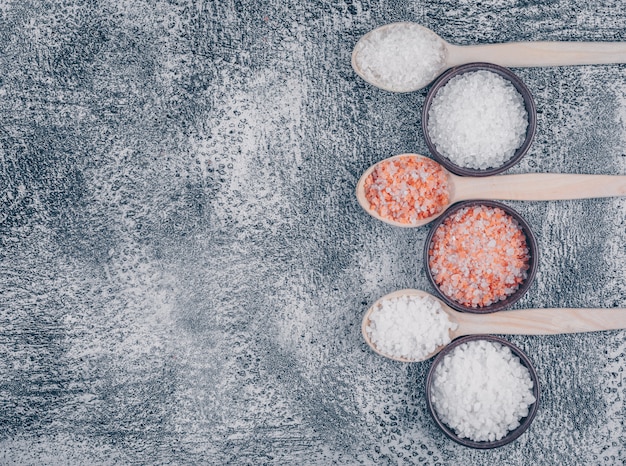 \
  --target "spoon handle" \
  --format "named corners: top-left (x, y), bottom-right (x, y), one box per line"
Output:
top-left (447, 42), bottom-right (626, 68)
top-left (456, 308), bottom-right (626, 336)
top-left (454, 173), bottom-right (626, 202)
